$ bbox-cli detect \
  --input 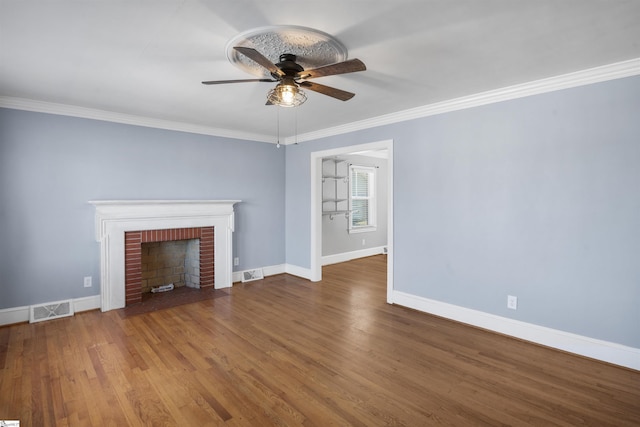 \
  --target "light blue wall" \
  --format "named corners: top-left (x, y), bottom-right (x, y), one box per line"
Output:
top-left (0, 109), bottom-right (285, 309)
top-left (285, 75), bottom-right (640, 348)
top-left (2, 74), bottom-right (639, 348)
